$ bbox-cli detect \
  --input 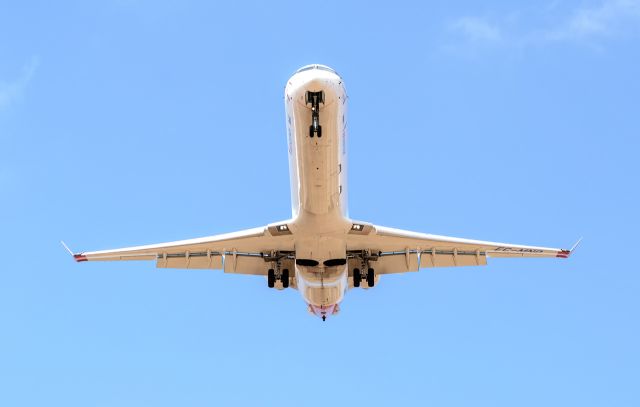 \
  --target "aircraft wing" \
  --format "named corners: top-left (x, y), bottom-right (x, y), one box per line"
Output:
top-left (65, 223), bottom-right (296, 275)
top-left (346, 222), bottom-right (579, 274)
